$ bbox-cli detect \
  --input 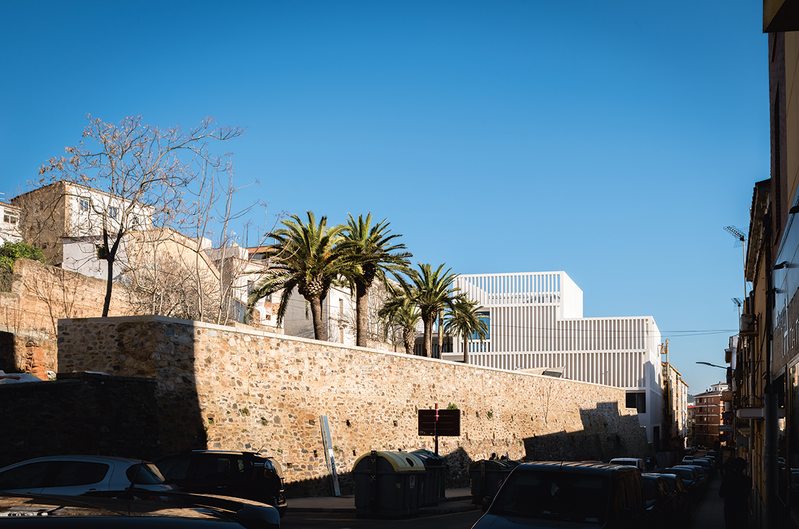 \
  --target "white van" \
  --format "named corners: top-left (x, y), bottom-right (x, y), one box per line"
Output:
top-left (608, 457), bottom-right (645, 472)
